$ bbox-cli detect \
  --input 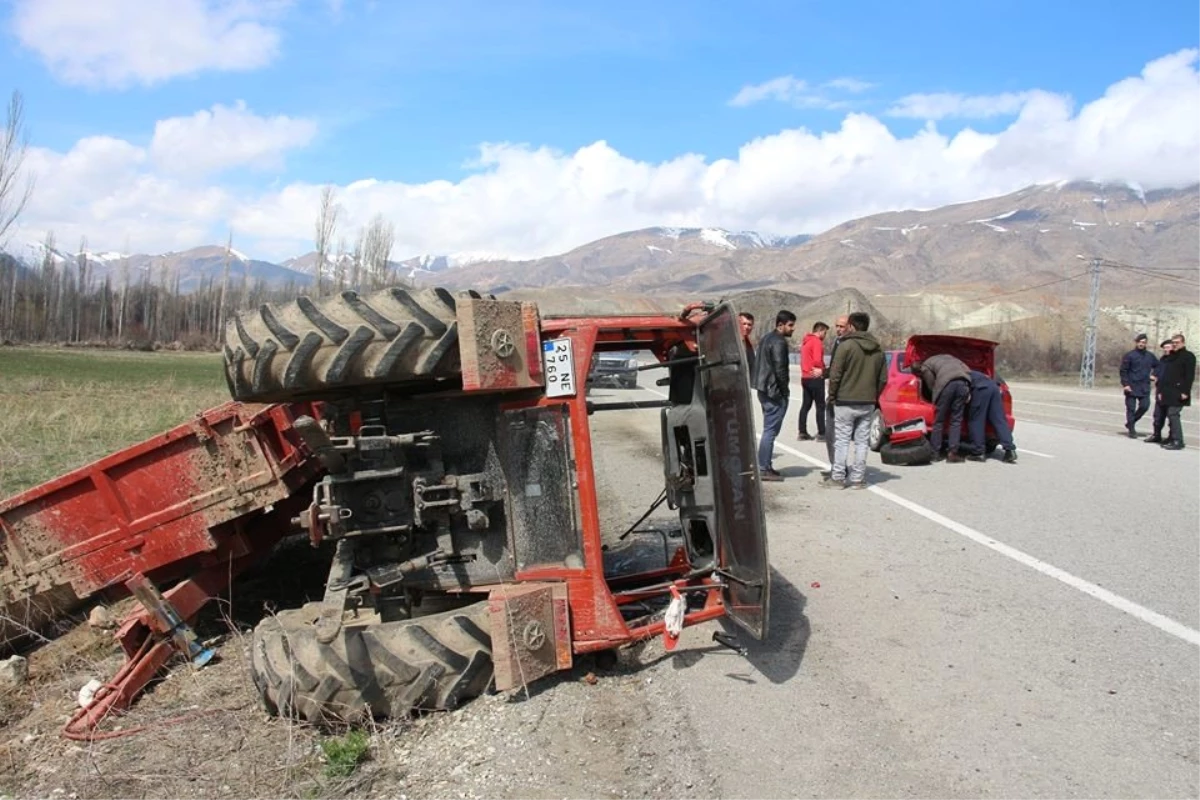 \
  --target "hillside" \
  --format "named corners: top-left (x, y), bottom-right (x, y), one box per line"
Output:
top-left (425, 181), bottom-right (1198, 302)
